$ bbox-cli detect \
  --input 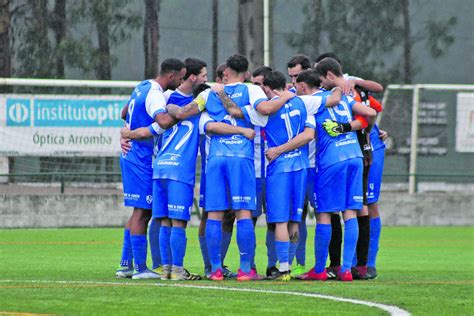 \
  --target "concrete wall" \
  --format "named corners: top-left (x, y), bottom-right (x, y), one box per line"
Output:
top-left (0, 192), bottom-right (473, 228)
